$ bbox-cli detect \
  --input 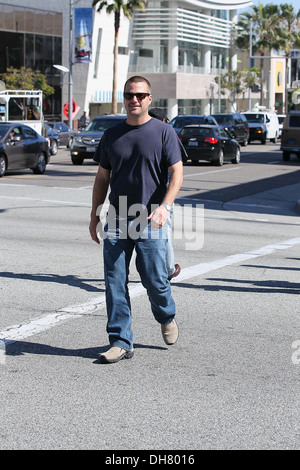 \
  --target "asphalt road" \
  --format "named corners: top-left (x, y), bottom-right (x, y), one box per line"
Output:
top-left (0, 142), bottom-right (299, 451)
